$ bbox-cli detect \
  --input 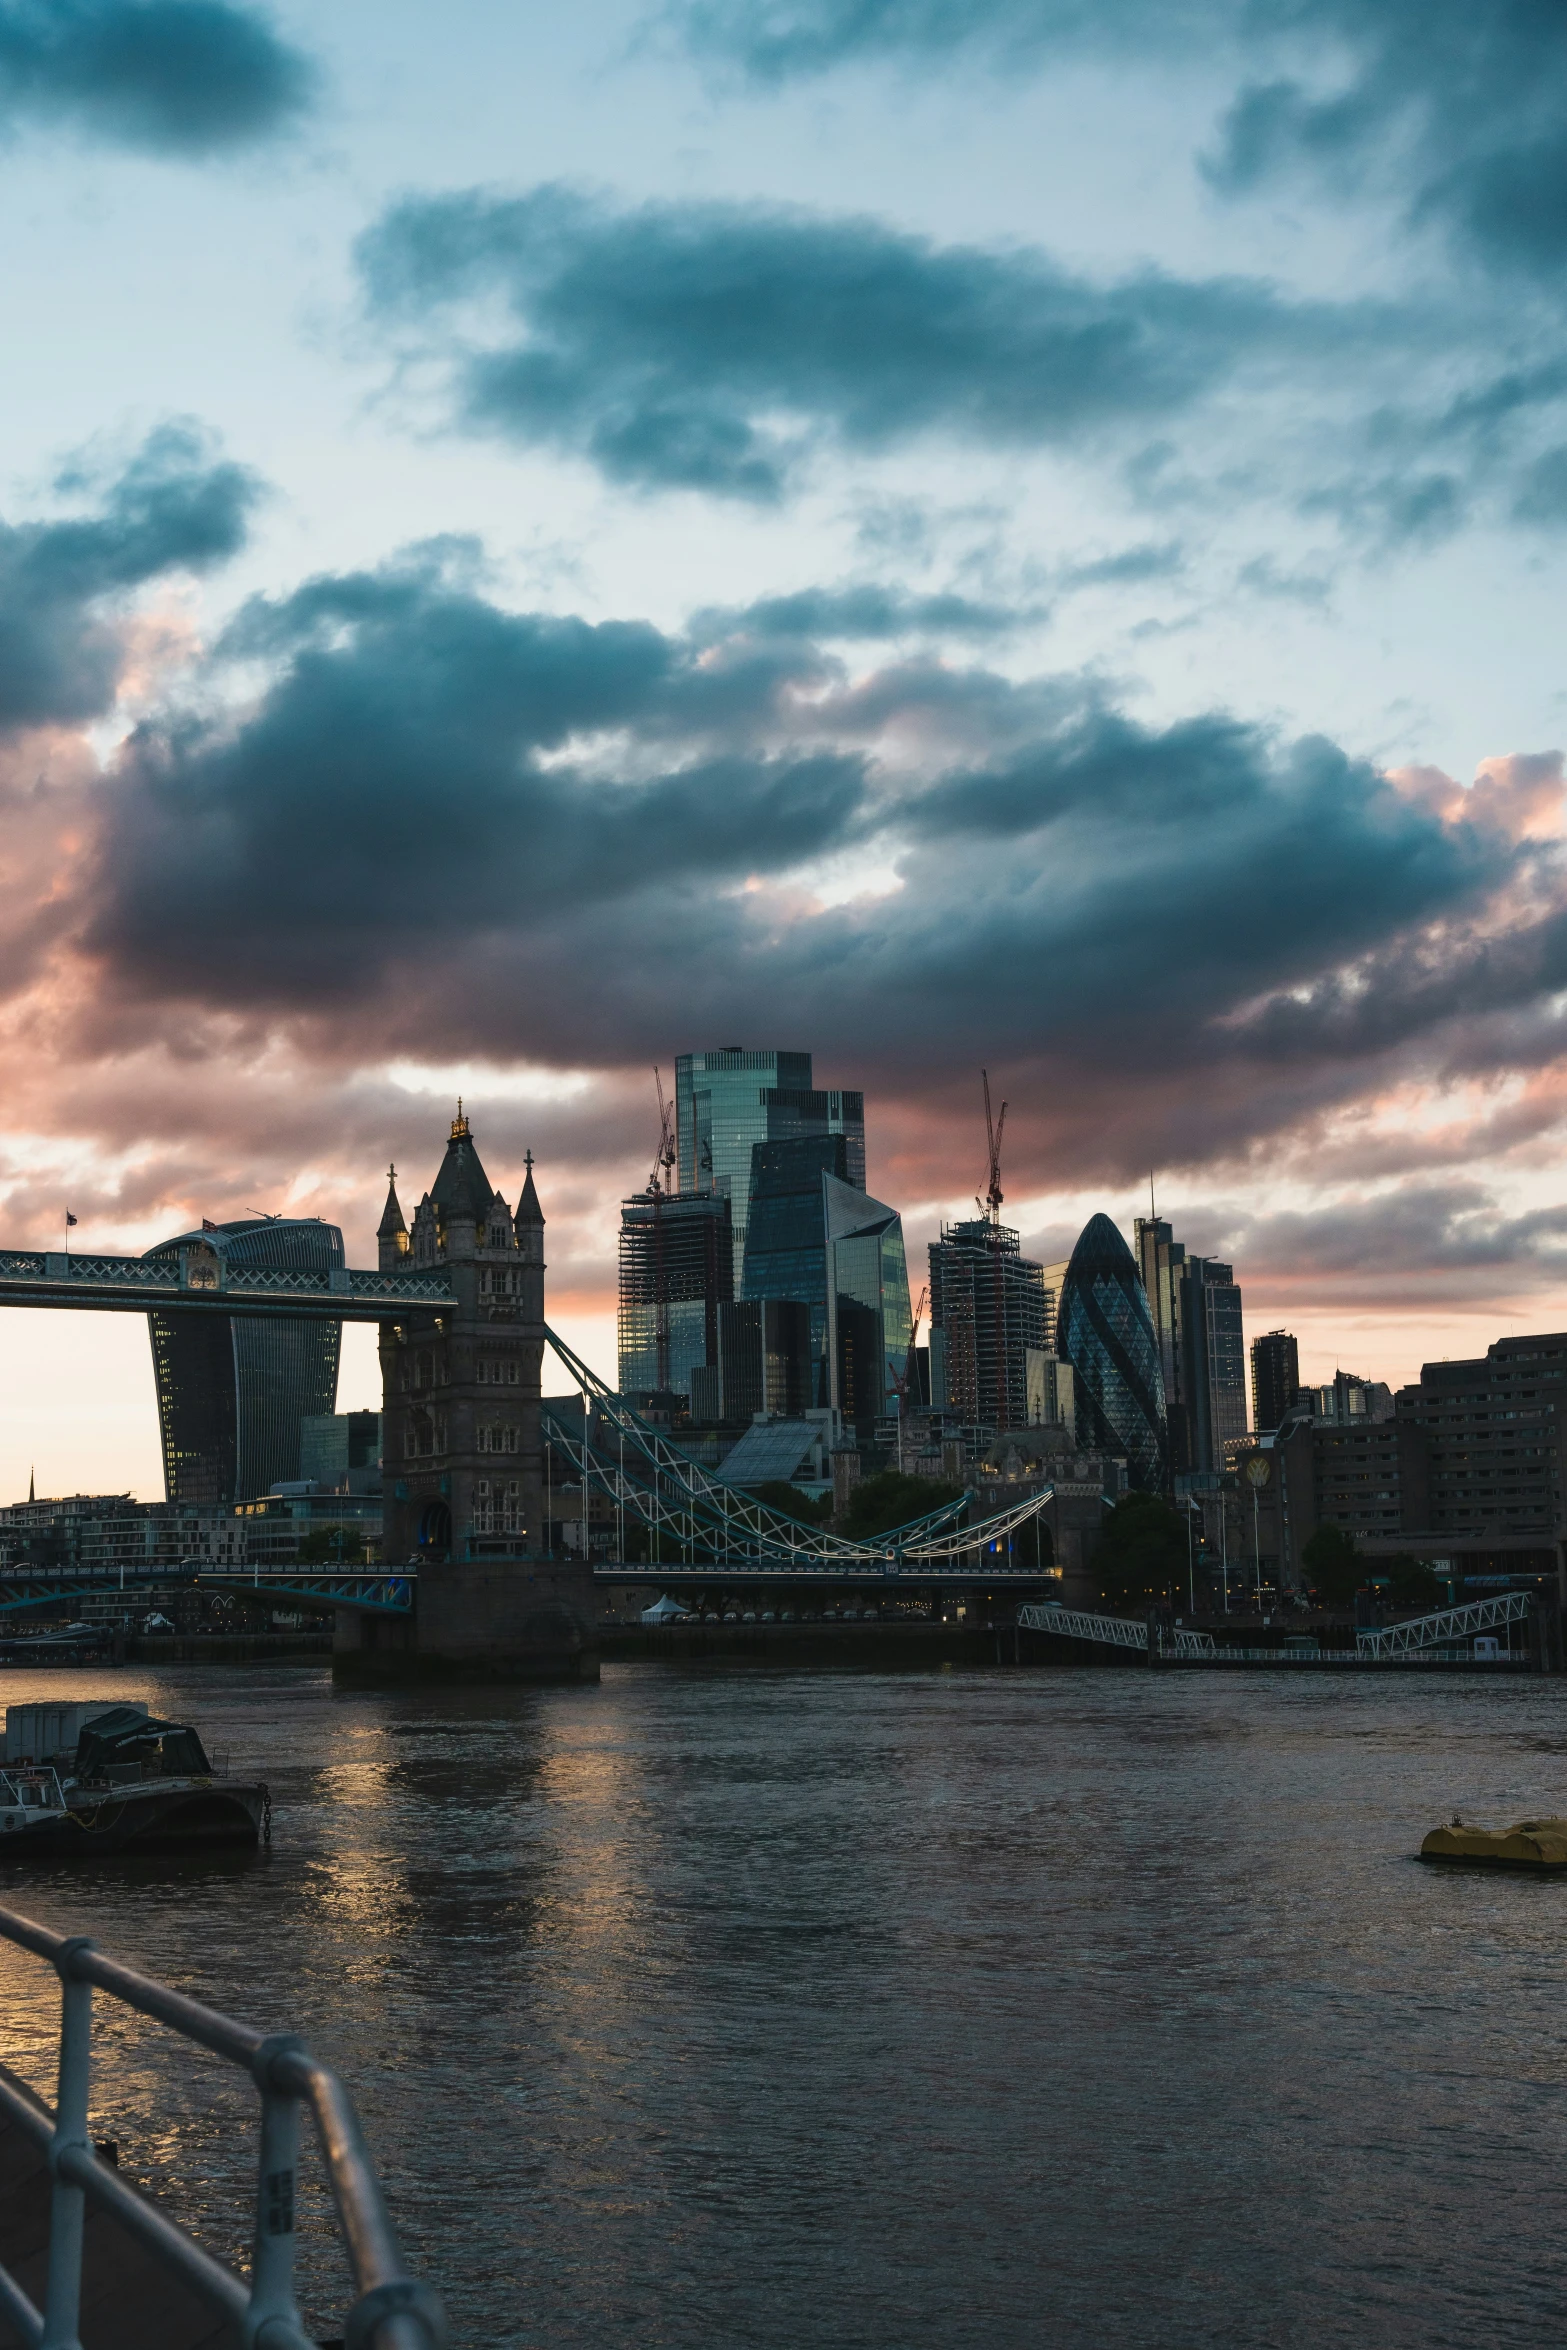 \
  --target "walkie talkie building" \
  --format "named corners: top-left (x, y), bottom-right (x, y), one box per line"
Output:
top-left (143, 1218), bottom-right (344, 1505)
top-left (1055, 1213), bottom-right (1169, 1491)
